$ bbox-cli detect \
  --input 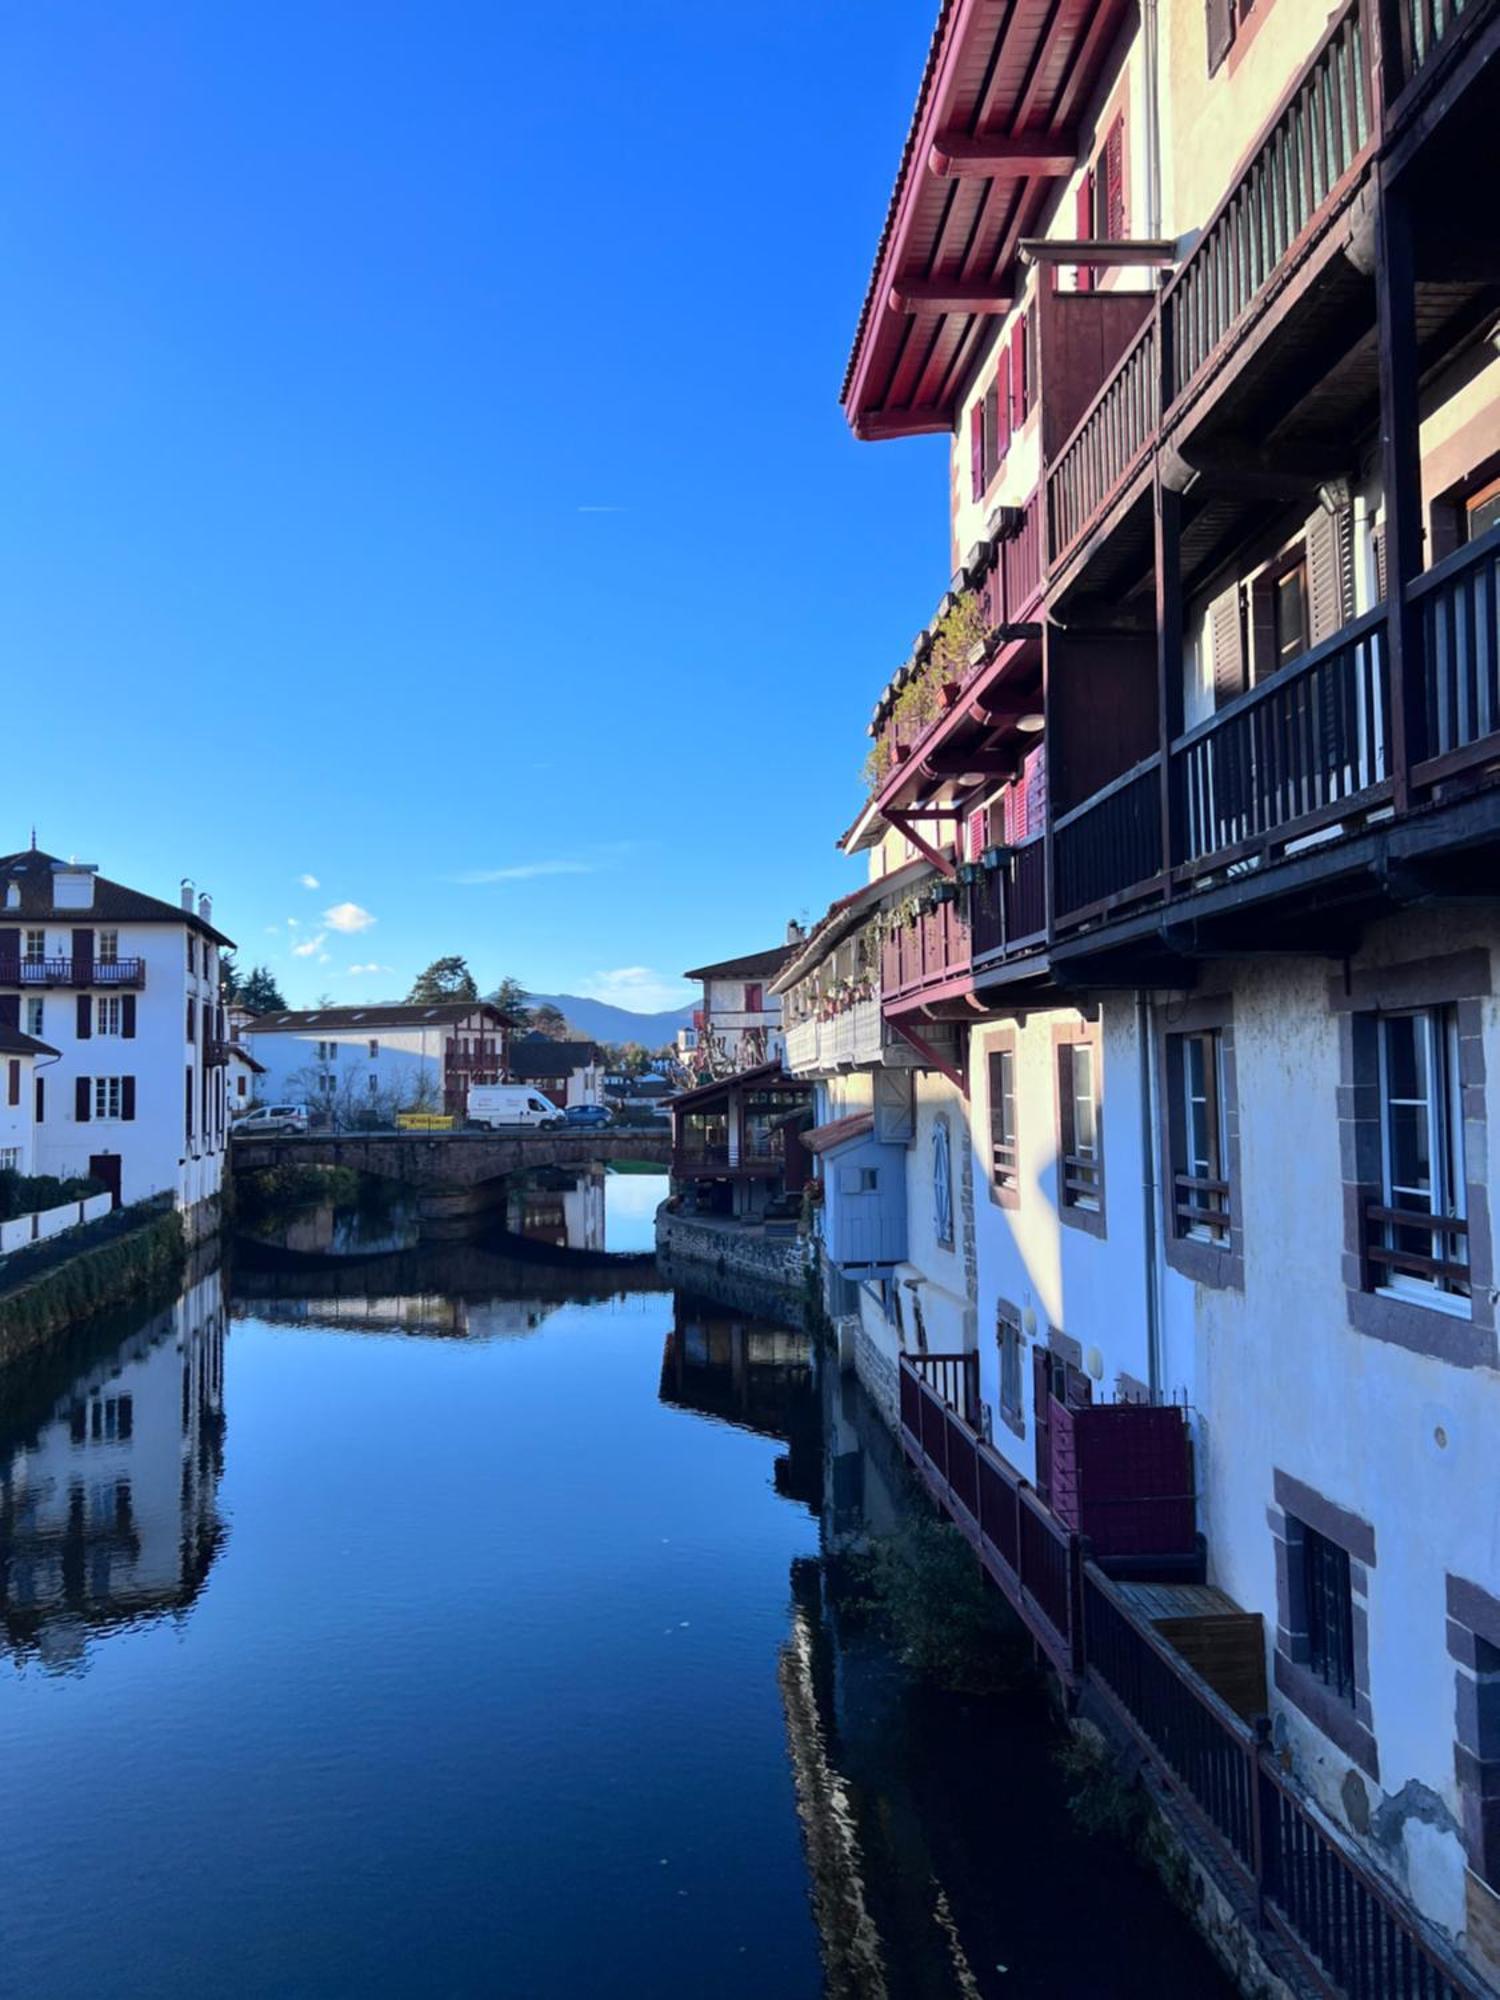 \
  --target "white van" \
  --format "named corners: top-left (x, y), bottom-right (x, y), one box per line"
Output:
top-left (466, 1084), bottom-right (565, 1131)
